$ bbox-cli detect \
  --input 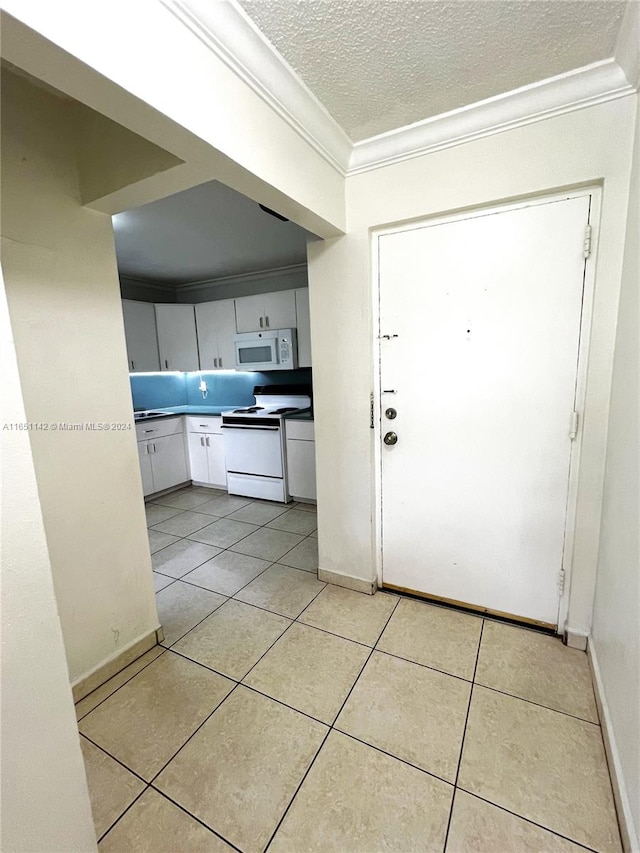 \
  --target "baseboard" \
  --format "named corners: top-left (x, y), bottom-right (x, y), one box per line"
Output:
top-left (318, 567), bottom-right (376, 595)
top-left (71, 627), bottom-right (162, 703)
top-left (588, 638), bottom-right (640, 853)
top-left (565, 627), bottom-right (589, 650)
